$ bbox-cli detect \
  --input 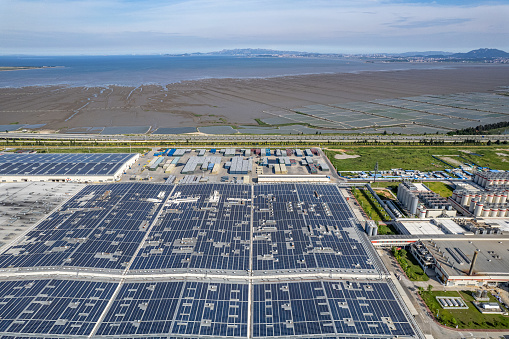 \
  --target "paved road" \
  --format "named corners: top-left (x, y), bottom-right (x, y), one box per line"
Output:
top-left (2, 132), bottom-right (509, 143)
